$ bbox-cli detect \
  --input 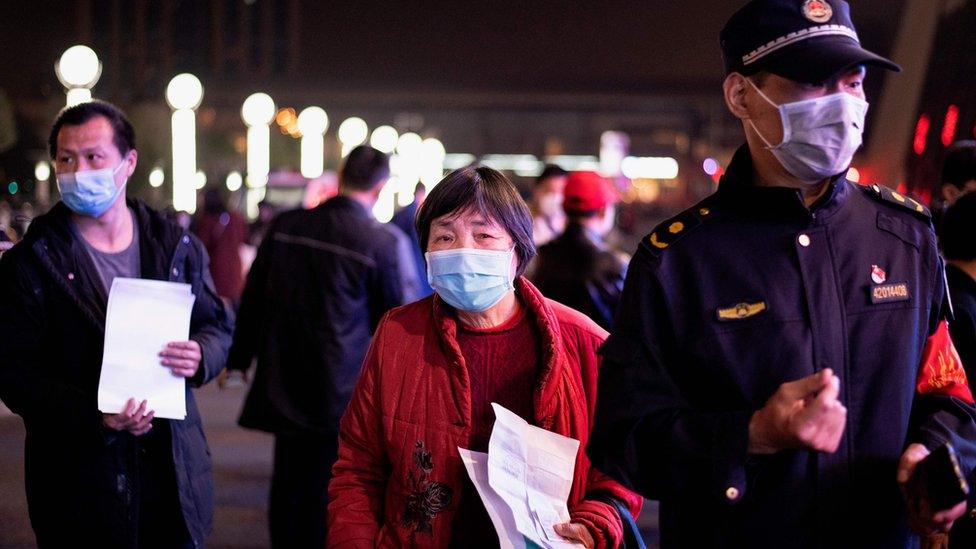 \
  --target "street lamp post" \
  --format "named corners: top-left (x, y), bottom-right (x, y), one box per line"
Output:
top-left (55, 45), bottom-right (101, 107)
top-left (241, 93), bottom-right (276, 219)
top-left (337, 117), bottom-right (368, 157)
top-left (165, 73), bottom-right (204, 213)
top-left (297, 107), bottom-right (328, 178)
